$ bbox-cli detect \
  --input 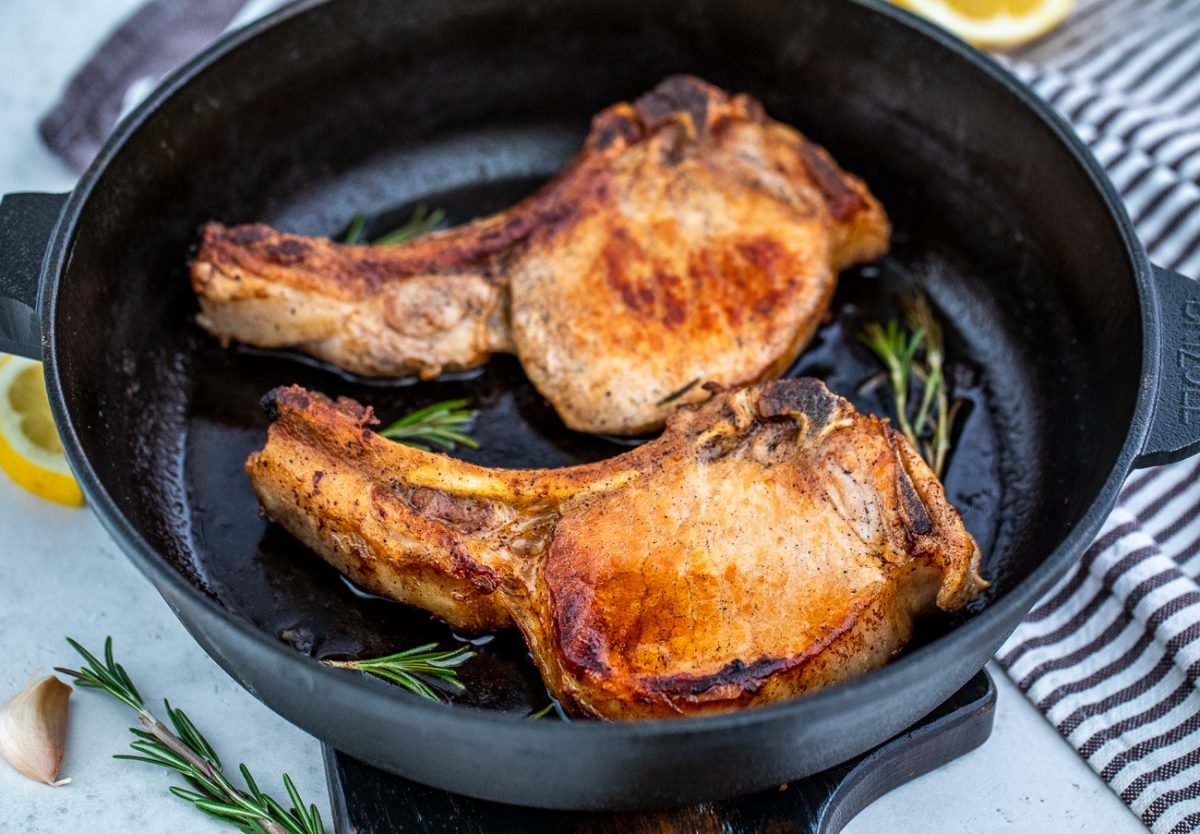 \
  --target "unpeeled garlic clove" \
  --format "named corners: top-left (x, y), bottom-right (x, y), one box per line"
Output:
top-left (0, 675), bottom-right (72, 786)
